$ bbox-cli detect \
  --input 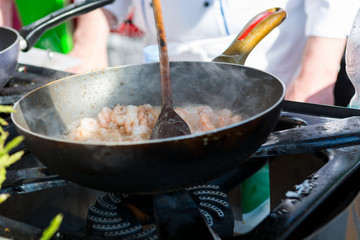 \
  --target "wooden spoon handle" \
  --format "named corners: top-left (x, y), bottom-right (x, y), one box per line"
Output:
top-left (212, 8), bottom-right (287, 65)
top-left (152, 0), bottom-right (172, 106)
